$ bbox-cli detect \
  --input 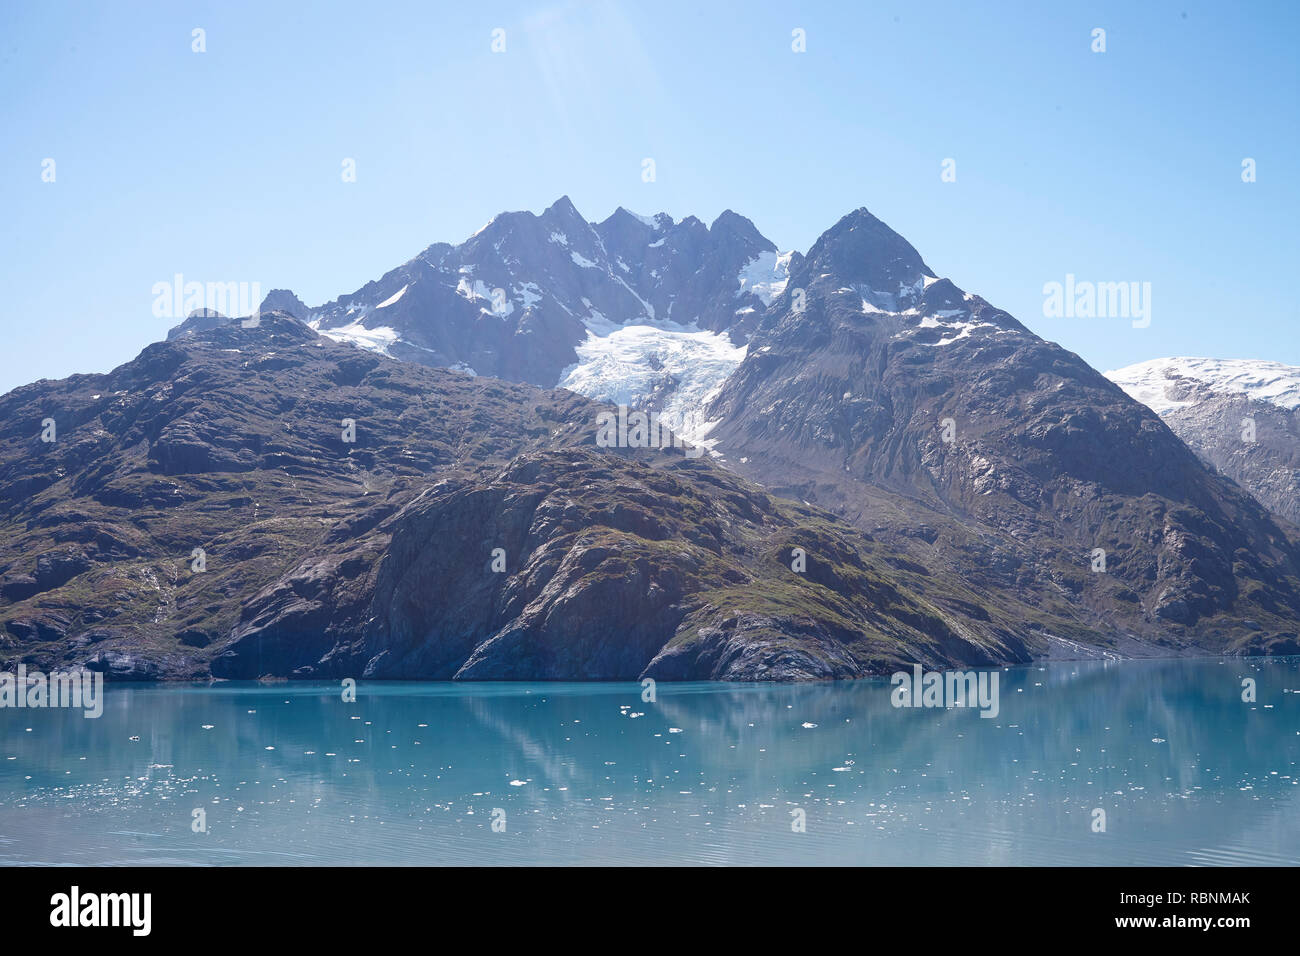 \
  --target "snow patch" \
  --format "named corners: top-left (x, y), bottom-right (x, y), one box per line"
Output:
top-left (624, 209), bottom-right (661, 229)
top-left (455, 277), bottom-right (513, 316)
top-left (915, 317), bottom-right (997, 346)
top-left (316, 321), bottom-right (401, 356)
top-left (375, 284), bottom-right (408, 309)
top-left (515, 282), bottom-right (542, 309)
top-left (737, 251), bottom-right (792, 305)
